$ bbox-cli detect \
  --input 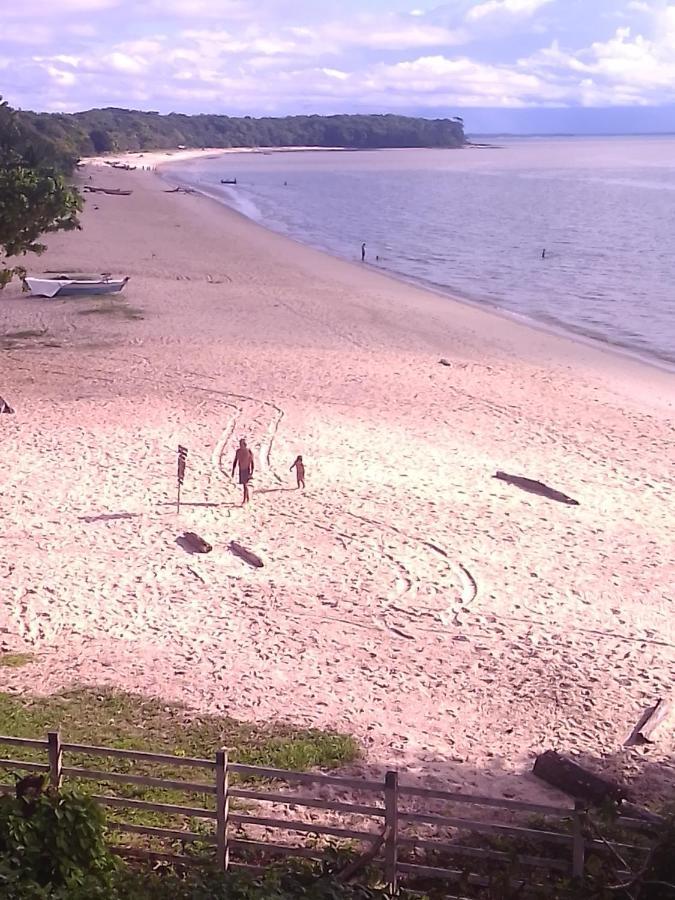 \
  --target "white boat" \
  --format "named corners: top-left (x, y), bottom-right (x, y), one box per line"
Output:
top-left (24, 275), bottom-right (129, 298)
